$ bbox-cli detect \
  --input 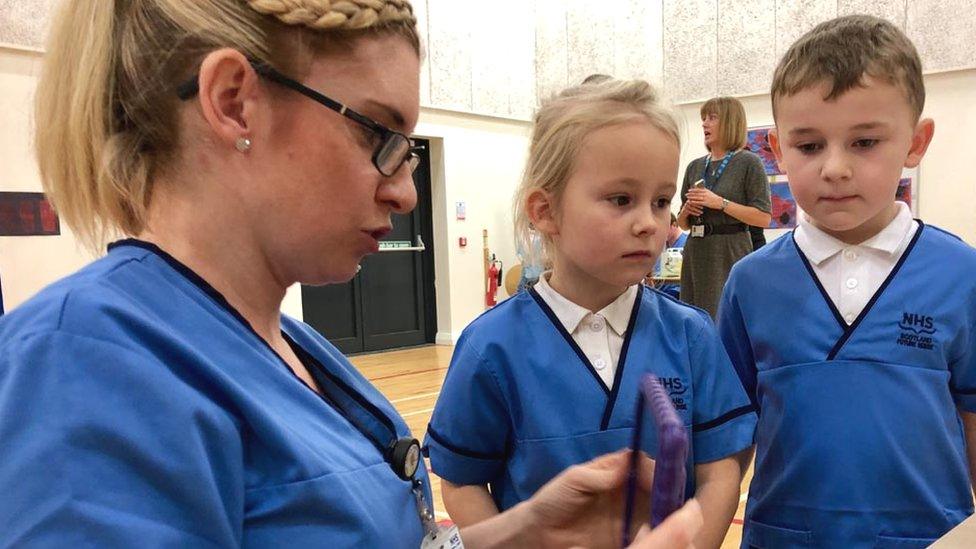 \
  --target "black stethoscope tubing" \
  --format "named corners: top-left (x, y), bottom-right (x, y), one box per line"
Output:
top-left (289, 337), bottom-right (421, 481)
